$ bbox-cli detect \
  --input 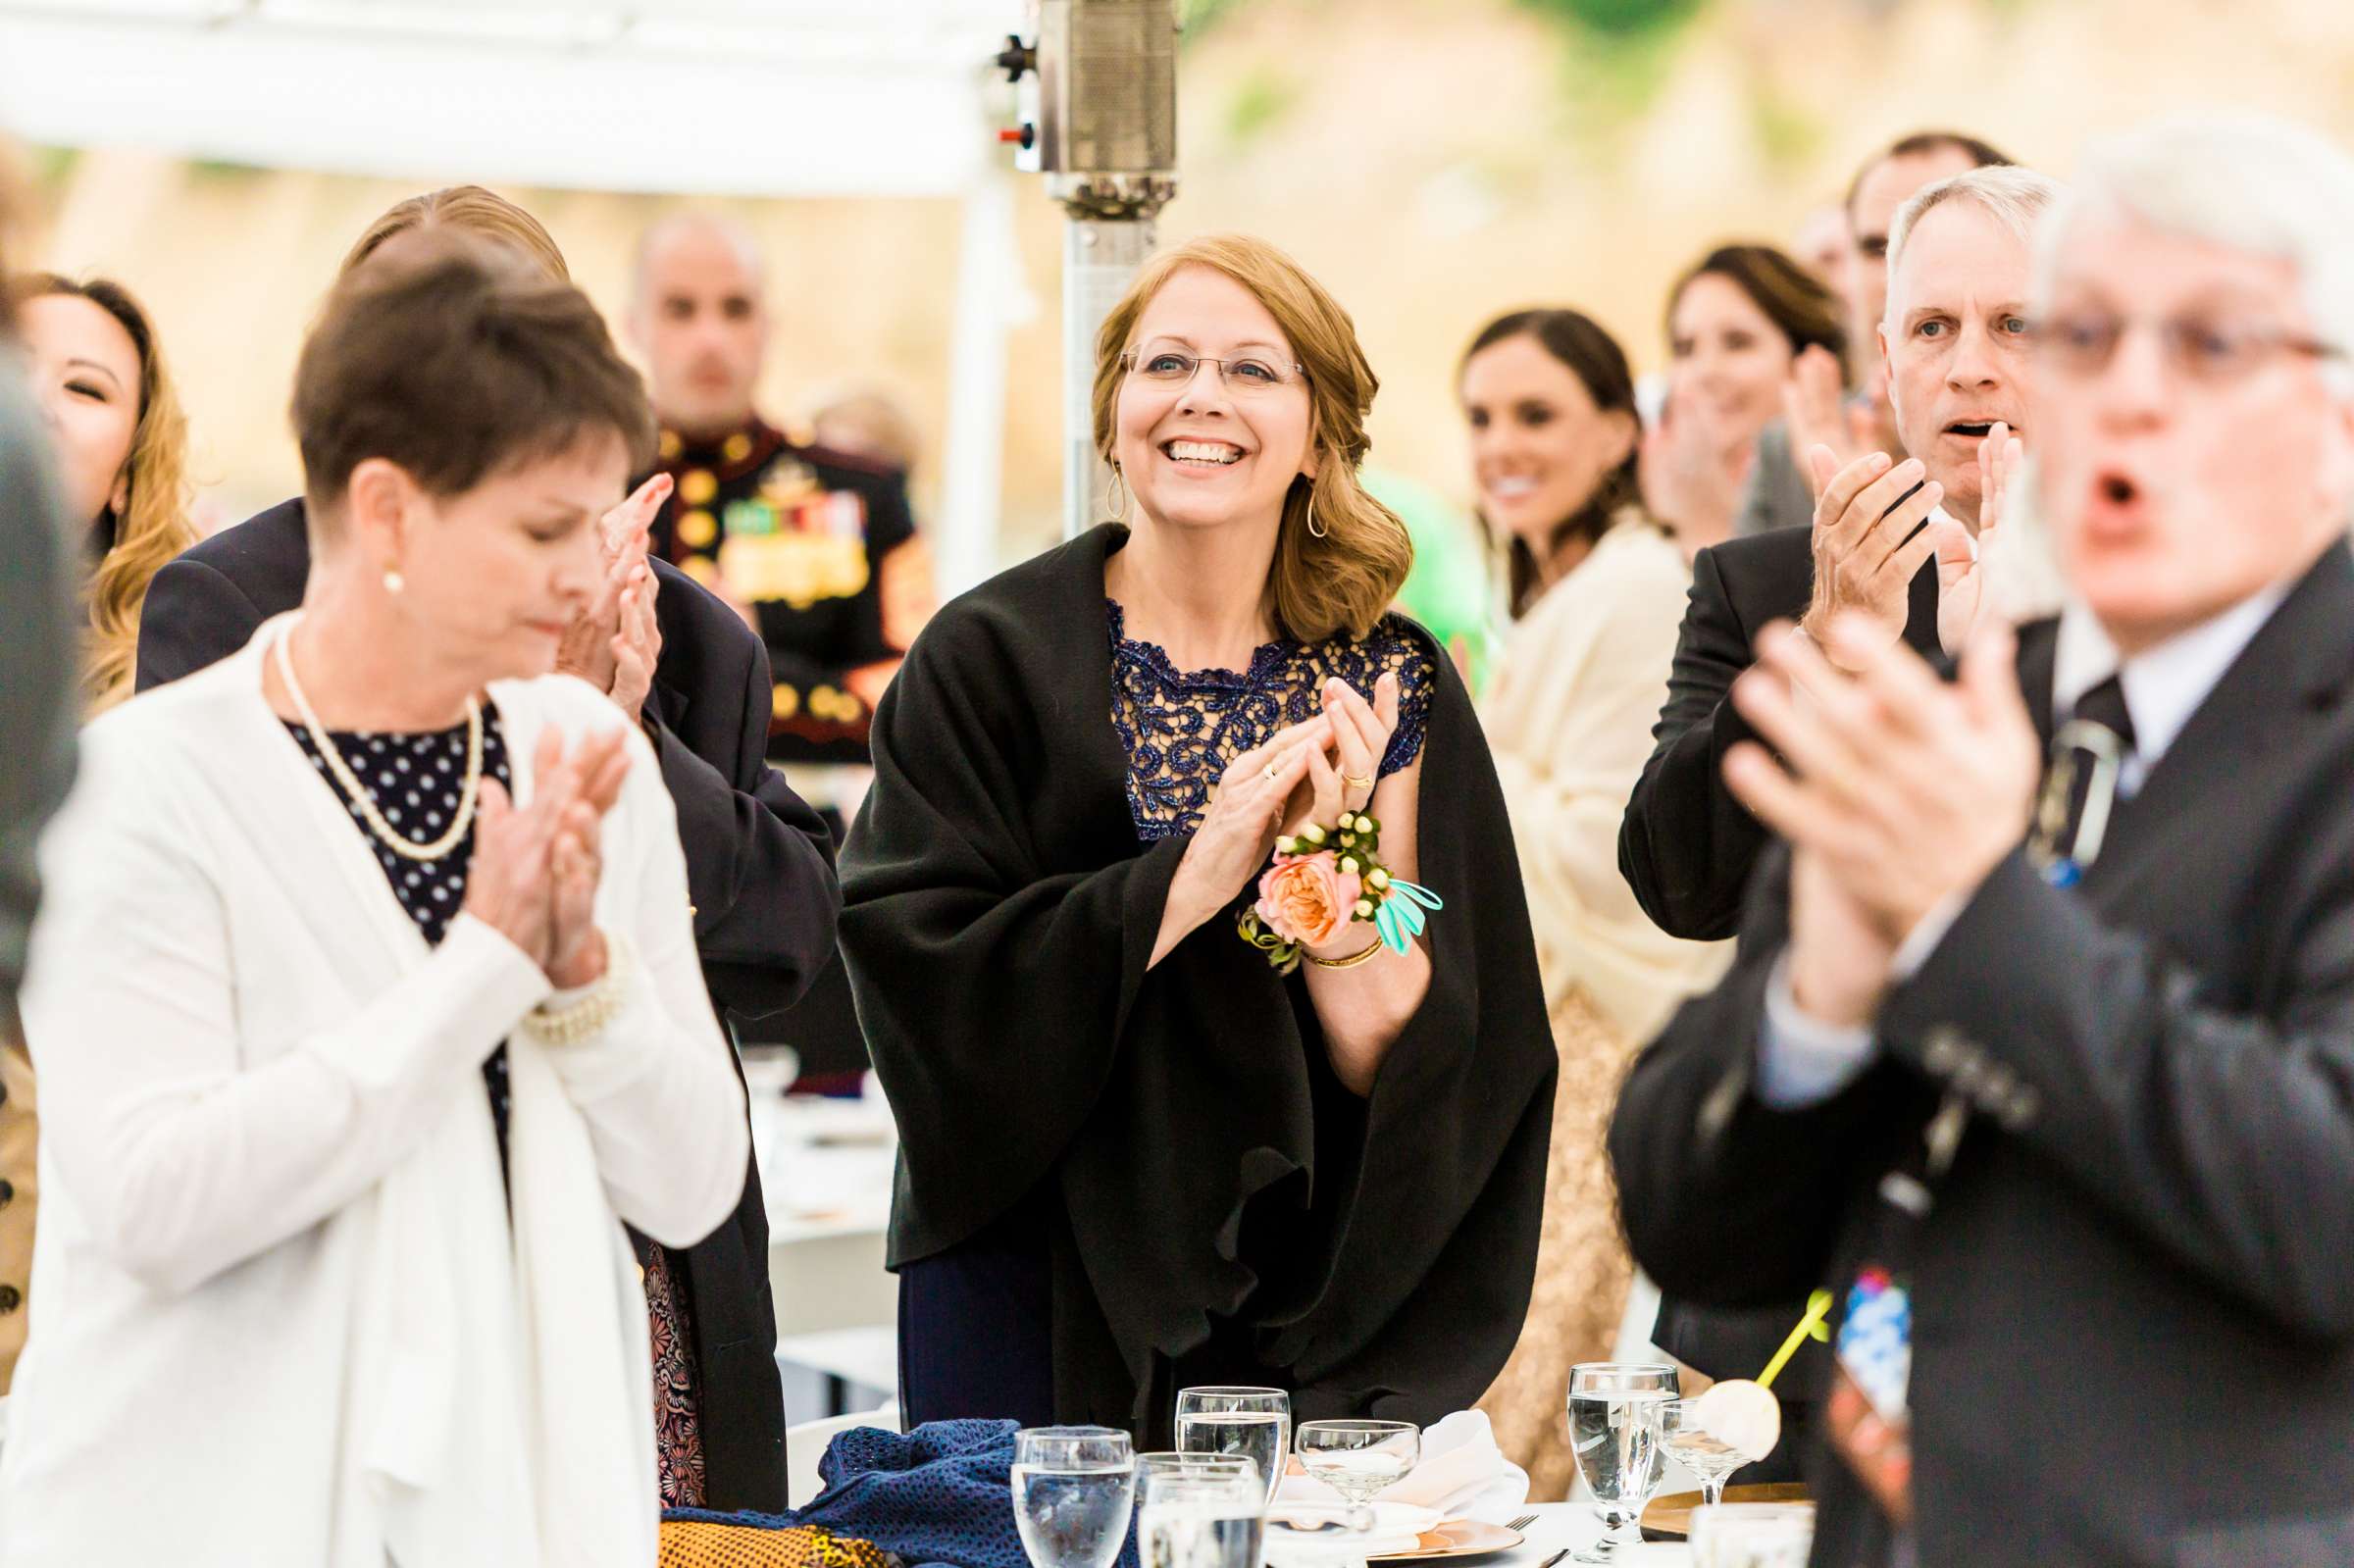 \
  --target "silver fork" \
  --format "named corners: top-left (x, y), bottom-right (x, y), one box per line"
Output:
top-left (1506, 1514), bottom-right (1538, 1534)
